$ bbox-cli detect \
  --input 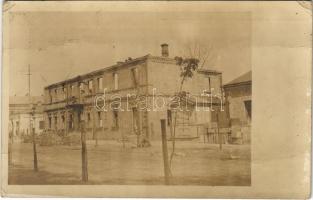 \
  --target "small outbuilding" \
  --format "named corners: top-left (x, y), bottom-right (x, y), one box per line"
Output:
top-left (223, 71), bottom-right (251, 144)
top-left (9, 96), bottom-right (45, 141)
